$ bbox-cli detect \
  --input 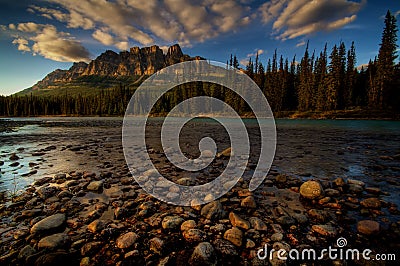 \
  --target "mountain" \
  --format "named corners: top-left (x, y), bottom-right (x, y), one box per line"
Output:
top-left (19, 44), bottom-right (203, 96)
